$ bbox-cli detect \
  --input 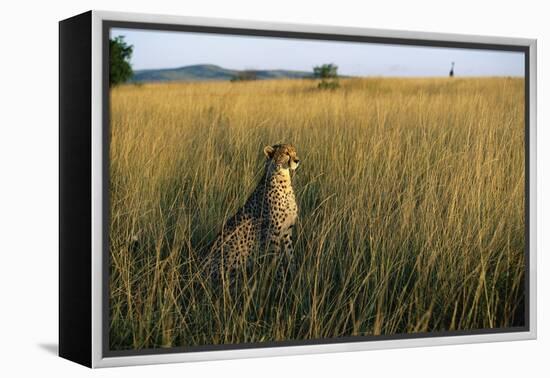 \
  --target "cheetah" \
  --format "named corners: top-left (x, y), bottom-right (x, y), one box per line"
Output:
top-left (204, 144), bottom-right (300, 284)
